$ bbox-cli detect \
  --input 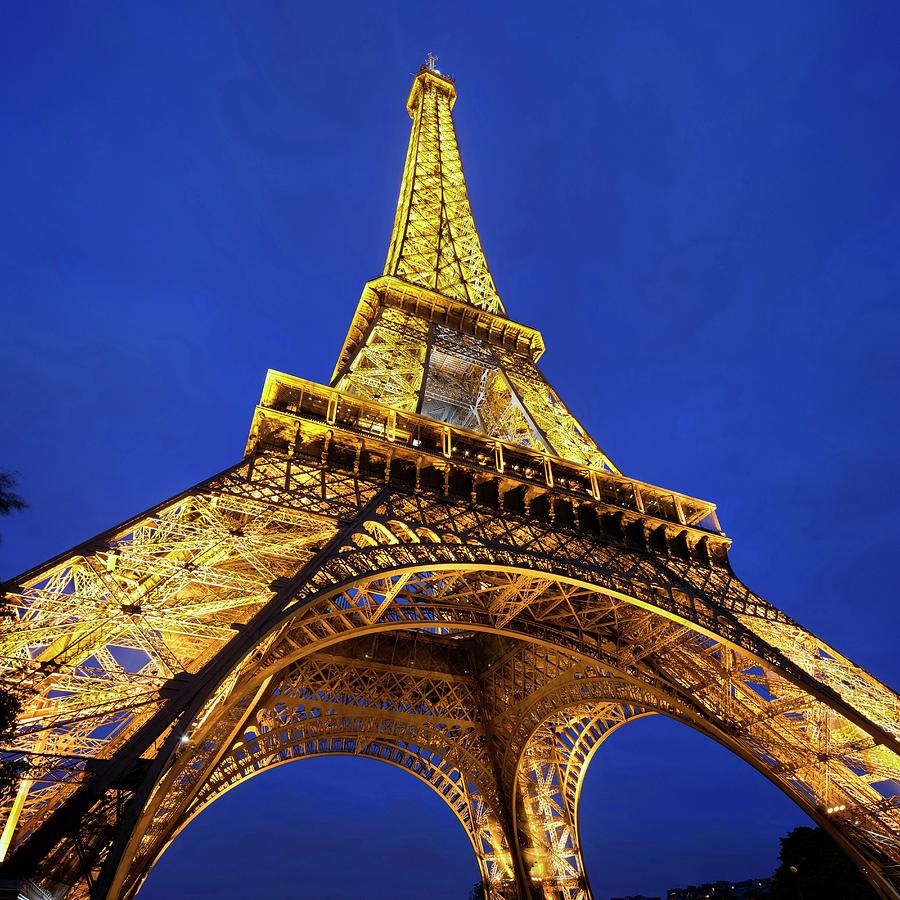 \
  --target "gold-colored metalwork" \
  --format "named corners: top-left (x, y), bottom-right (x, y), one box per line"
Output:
top-left (1, 60), bottom-right (898, 900)
top-left (385, 66), bottom-right (503, 315)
